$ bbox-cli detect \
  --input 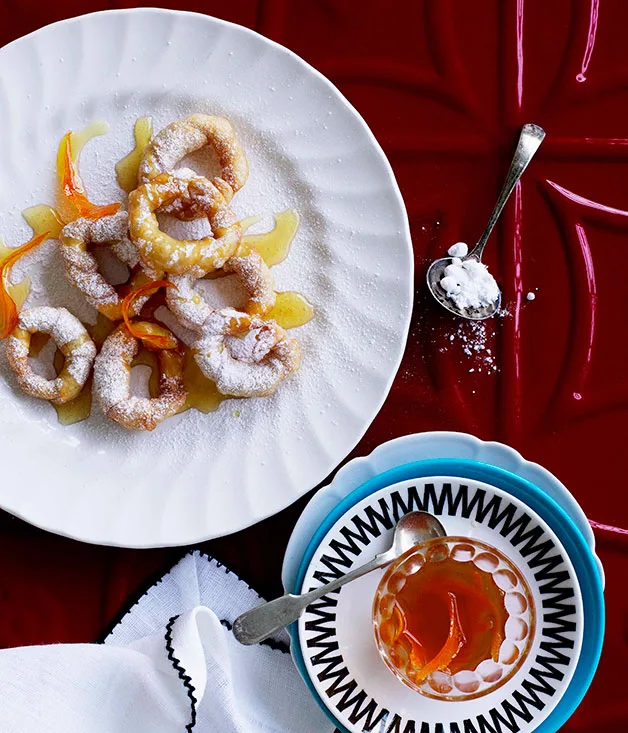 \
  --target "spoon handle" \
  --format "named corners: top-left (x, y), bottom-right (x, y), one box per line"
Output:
top-left (469, 123), bottom-right (545, 261)
top-left (232, 552), bottom-right (391, 646)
